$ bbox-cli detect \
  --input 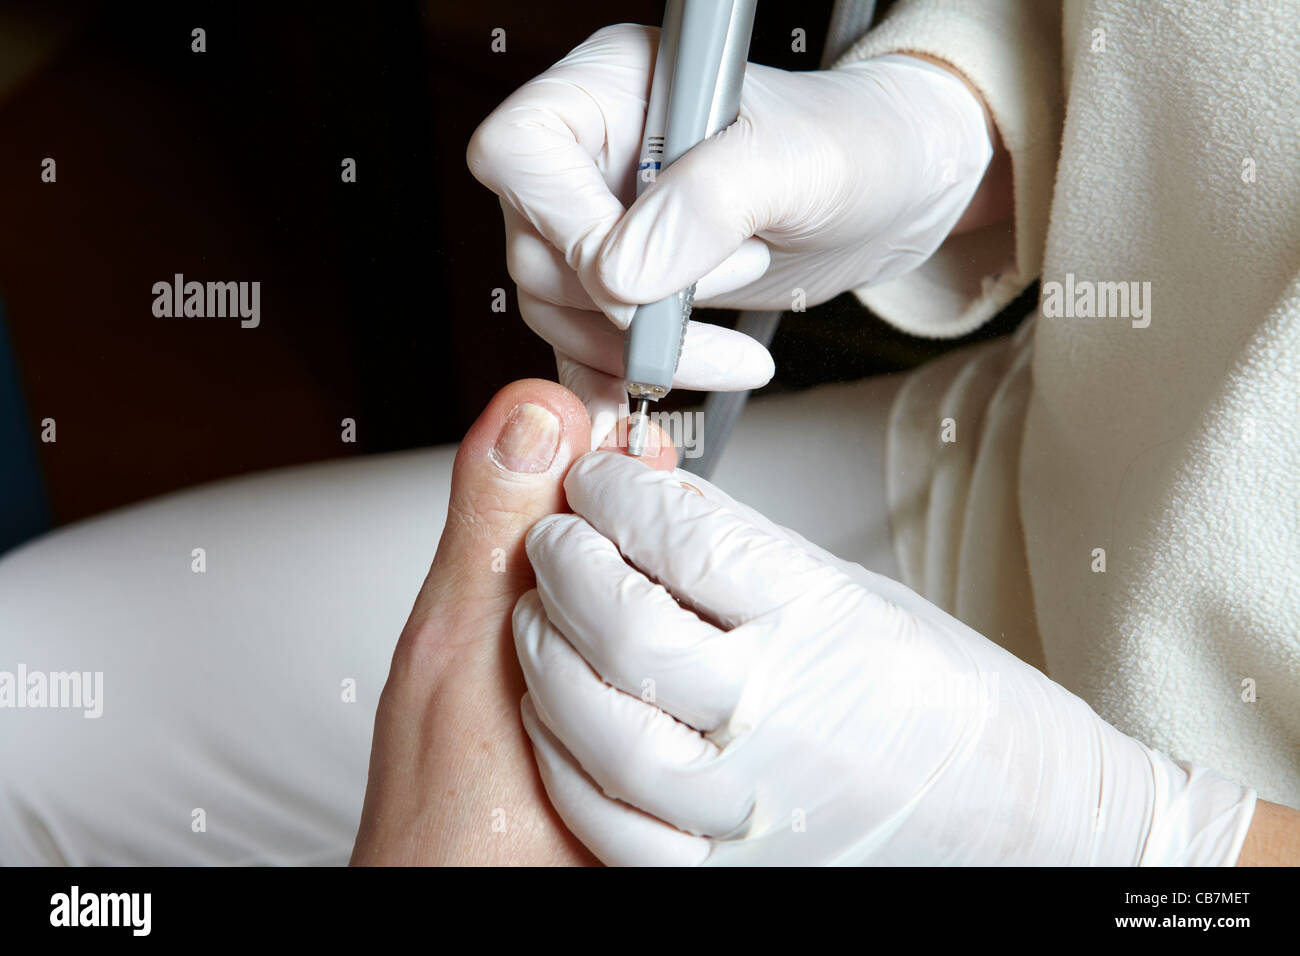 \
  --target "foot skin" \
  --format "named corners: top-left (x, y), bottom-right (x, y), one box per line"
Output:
top-left (351, 380), bottom-right (675, 865)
